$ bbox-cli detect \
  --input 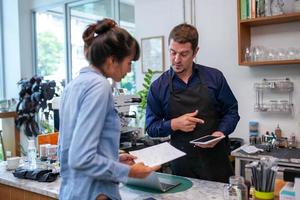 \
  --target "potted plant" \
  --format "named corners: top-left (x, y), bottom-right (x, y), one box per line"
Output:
top-left (137, 69), bottom-right (159, 129)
